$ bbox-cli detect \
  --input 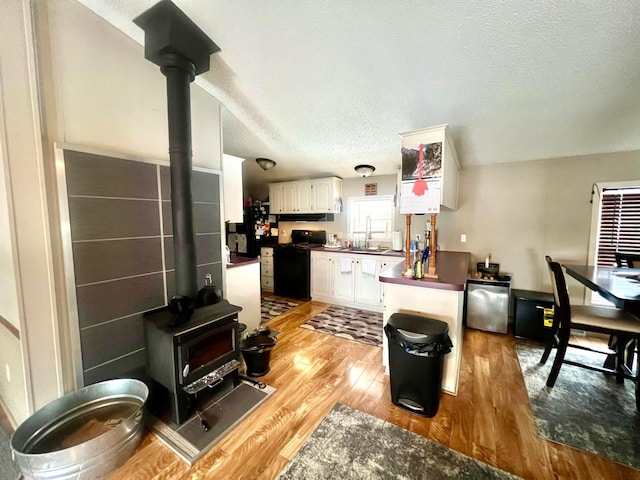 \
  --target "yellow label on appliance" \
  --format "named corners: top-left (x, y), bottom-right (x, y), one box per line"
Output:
top-left (543, 308), bottom-right (554, 328)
